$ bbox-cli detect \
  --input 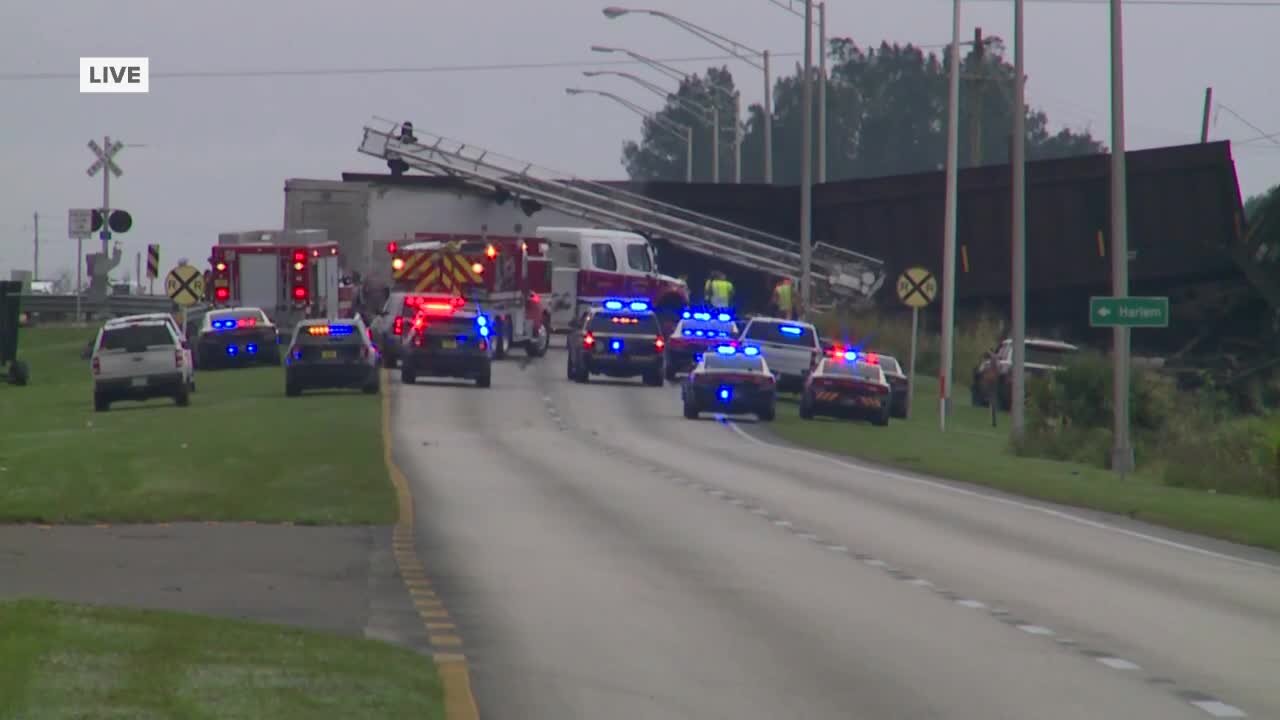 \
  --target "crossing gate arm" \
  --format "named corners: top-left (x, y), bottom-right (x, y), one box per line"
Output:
top-left (359, 120), bottom-right (887, 297)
